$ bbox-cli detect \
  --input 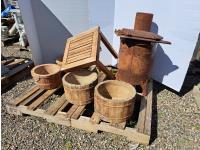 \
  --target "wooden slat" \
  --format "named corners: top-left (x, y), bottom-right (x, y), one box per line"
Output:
top-left (67, 53), bottom-right (91, 64)
top-left (20, 89), bottom-right (45, 106)
top-left (45, 95), bottom-right (66, 115)
top-left (28, 87), bottom-right (61, 110)
top-left (136, 95), bottom-right (147, 133)
top-left (71, 105), bottom-right (86, 119)
top-left (90, 112), bottom-right (101, 124)
top-left (1, 58), bottom-right (15, 65)
top-left (1, 60), bottom-right (34, 85)
top-left (96, 60), bottom-right (115, 79)
top-left (68, 44), bottom-right (92, 55)
top-left (8, 86), bottom-right (40, 106)
top-left (118, 35), bottom-right (171, 44)
top-left (69, 38), bottom-right (93, 50)
top-left (71, 116), bottom-right (150, 144)
top-left (100, 32), bottom-right (118, 58)
top-left (144, 81), bottom-right (153, 135)
top-left (70, 32), bottom-right (94, 43)
top-left (110, 121), bottom-right (126, 130)
top-left (68, 49), bottom-right (92, 59)
top-left (6, 59), bottom-right (25, 69)
top-left (65, 105), bottom-right (79, 118)
top-left (58, 100), bottom-right (70, 112)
